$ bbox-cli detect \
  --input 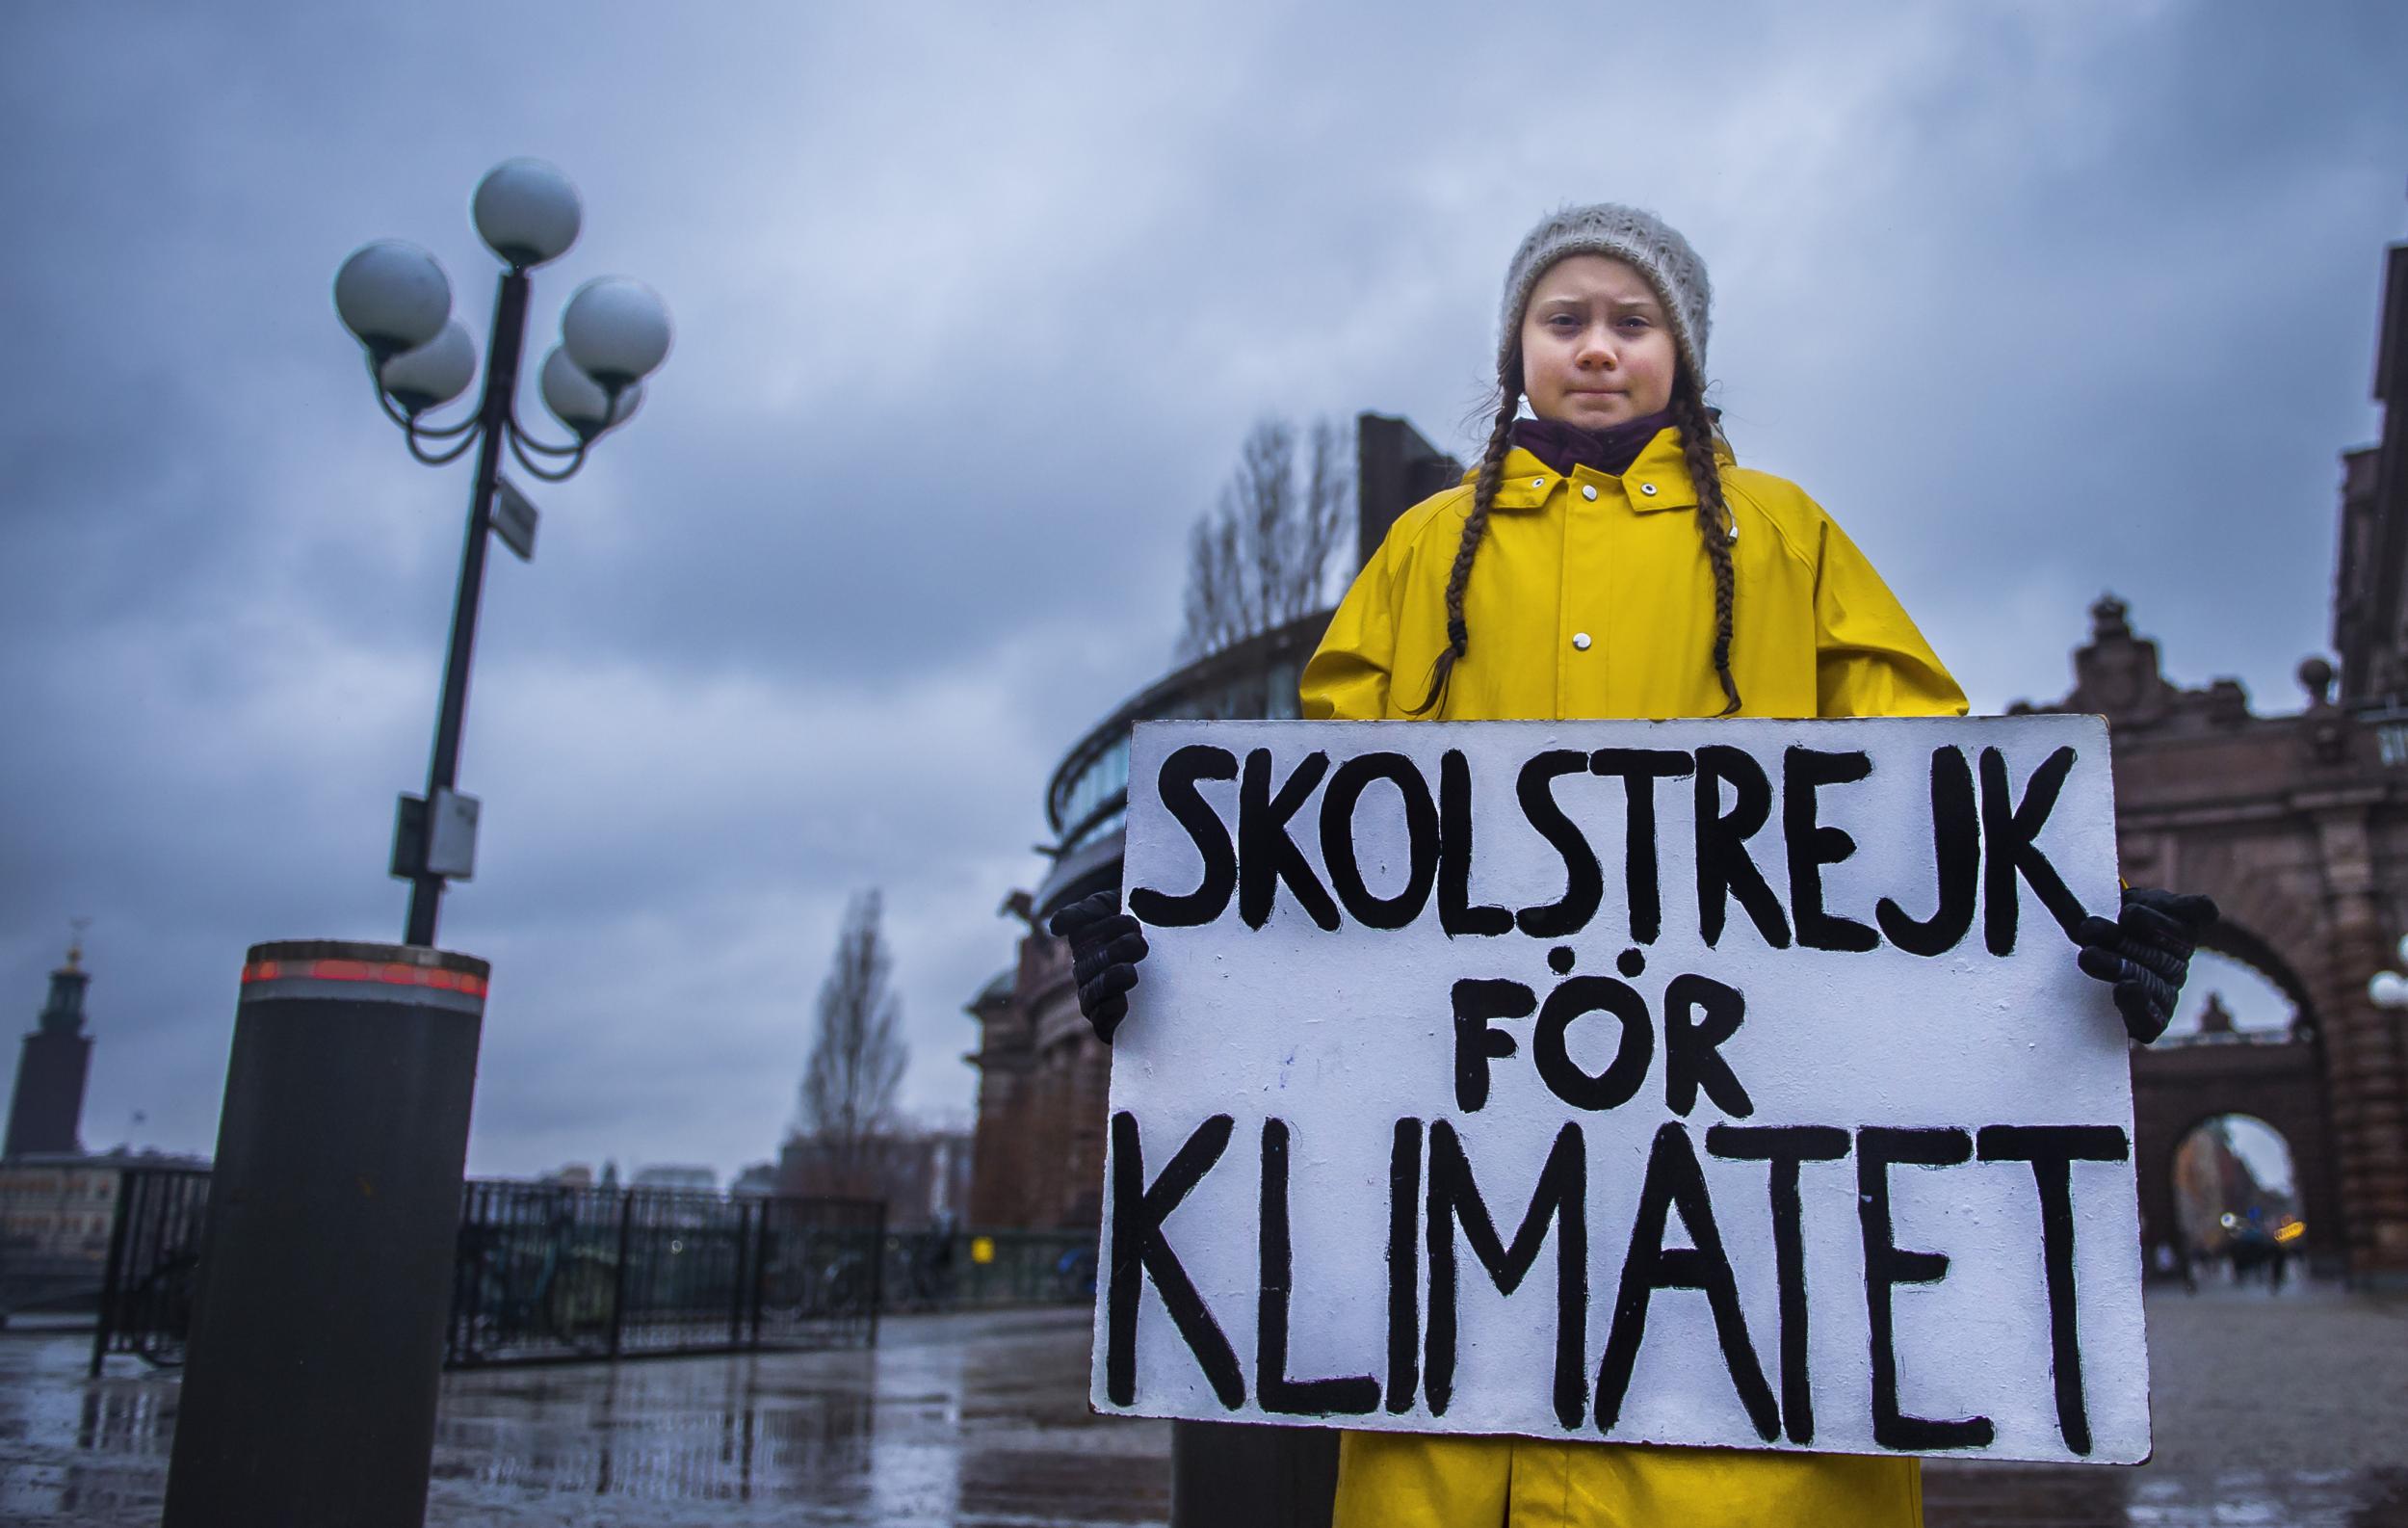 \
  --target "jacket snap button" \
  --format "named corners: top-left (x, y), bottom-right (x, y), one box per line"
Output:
top-left (1582, 485), bottom-right (1599, 501)
top-left (1531, 478), bottom-right (1545, 488)
top-left (1640, 483), bottom-right (1658, 496)
top-left (1572, 632), bottom-right (1592, 651)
